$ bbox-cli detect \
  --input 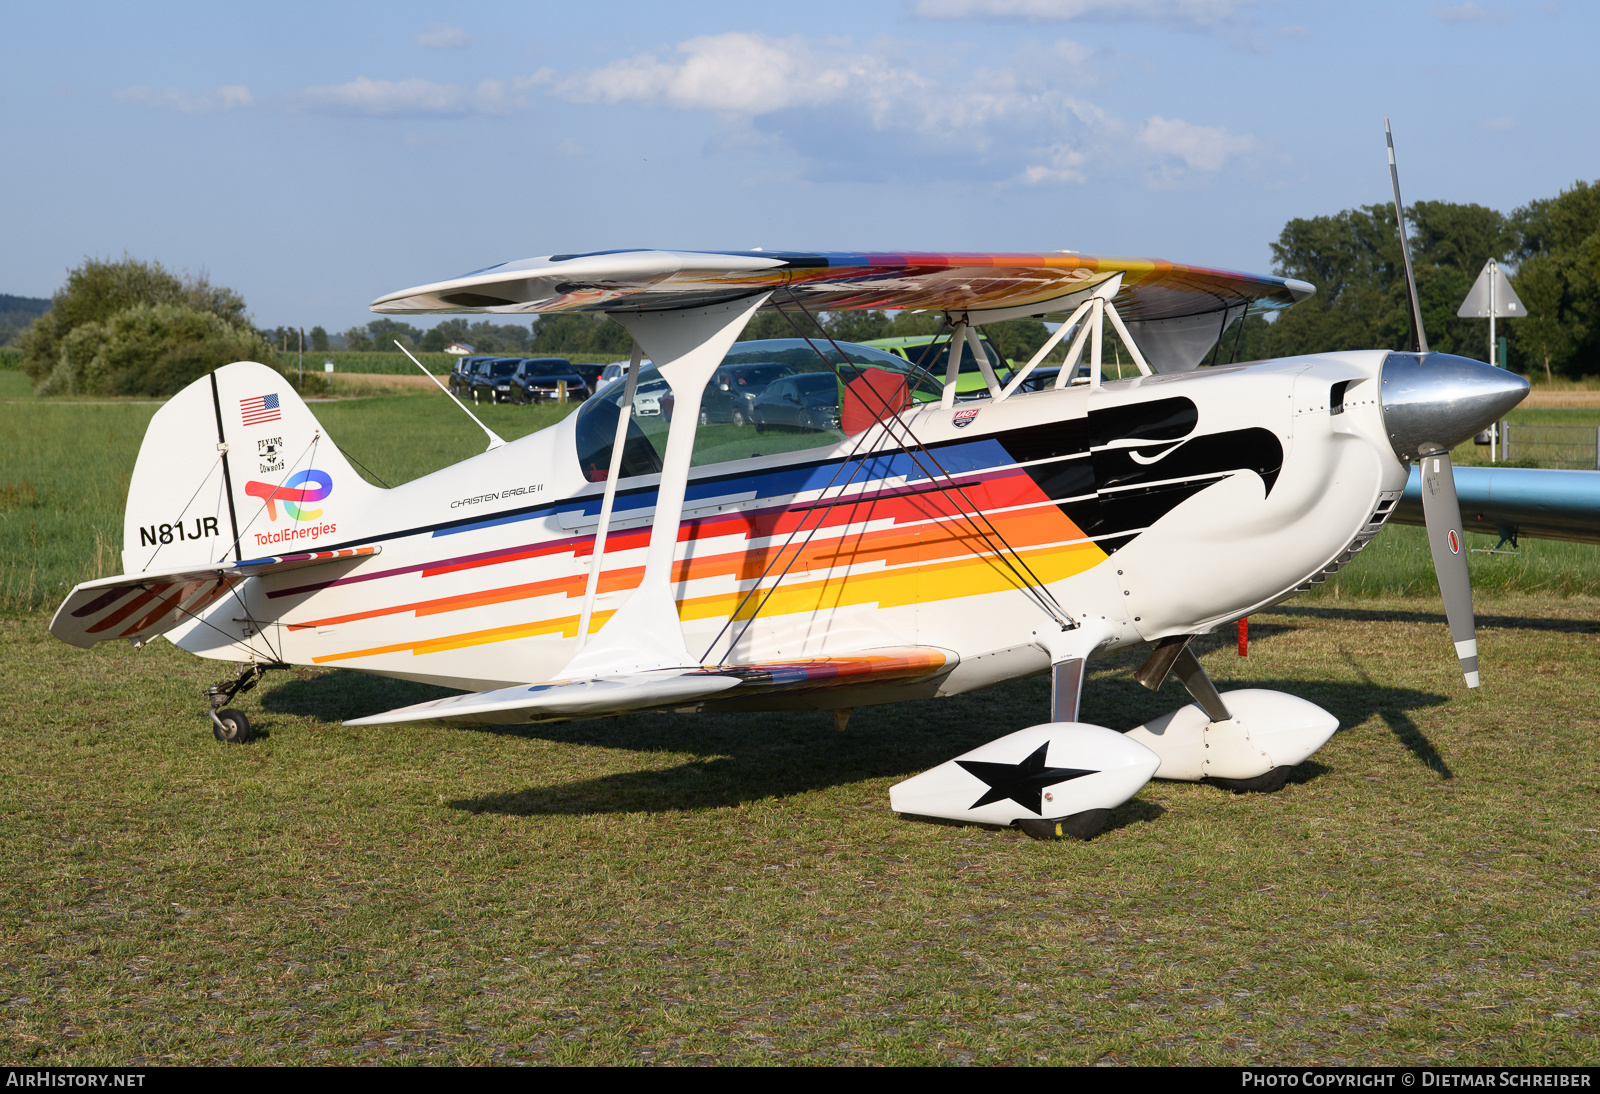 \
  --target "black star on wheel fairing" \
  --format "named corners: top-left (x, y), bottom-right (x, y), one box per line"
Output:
top-left (955, 743), bottom-right (1097, 815)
